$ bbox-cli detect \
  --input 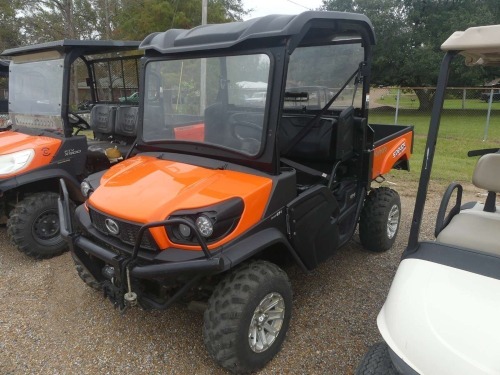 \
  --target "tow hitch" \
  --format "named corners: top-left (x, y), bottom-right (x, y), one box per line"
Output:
top-left (124, 267), bottom-right (138, 307)
top-left (101, 264), bottom-right (137, 311)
